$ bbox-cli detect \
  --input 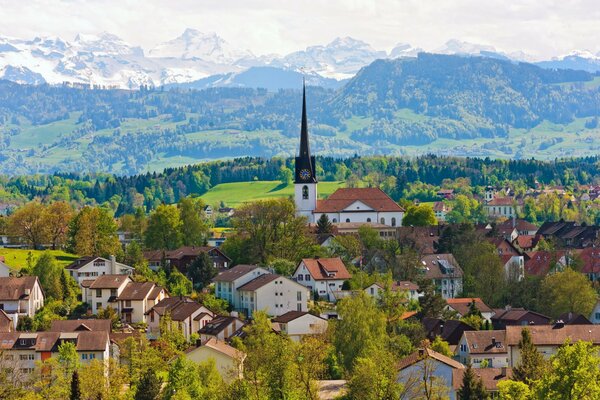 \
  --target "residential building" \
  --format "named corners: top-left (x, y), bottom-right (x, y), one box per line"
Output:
top-left (577, 247), bottom-right (600, 282)
top-left (0, 276), bottom-right (44, 329)
top-left (419, 254), bottom-right (463, 299)
top-left (451, 368), bottom-right (512, 398)
top-left (83, 275), bottom-right (132, 314)
top-left (116, 281), bottom-right (167, 324)
top-left (198, 315), bottom-right (245, 342)
top-left (185, 338), bottom-right (245, 381)
top-left (396, 225), bottom-right (444, 255)
top-left (143, 246), bottom-right (232, 273)
top-left (0, 309), bottom-right (13, 332)
top-left (537, 221), bottom-right (600, 249)
top-left (457, 330), bottom-right (509, 368)
top-left (433, 201), bottom-right (451, 222)
top-left (501, 255), bottom-right (525, 281)
top-left (65, 256), bottom-right (134, 285)
top-left (271, 311), bottom-right (328, 342)
top-left (331, 222), bottom-right (397, 240)
top-left (50, 319), bottom-right (112, 333)
top-left (292, 257), bottom-right (352, 302)
top-left (422, 318), bottom-right (477, 348)
top-left (496, 219), bottom-right (538, 237)
top-left (446, 298), bottom-right (495, 322)
top-left (524, 250), bottom-right (568, 277)
top-left (557, 312), bottom-right (592, 325)
top-left (0, 261), bottom-right (15, 277)
top-left (591, 301), bottom-right (600, 324)
top-left (491, 308), bottom-right (551, 329)
top-left (364, 281), bottom-right (421, 302)
top-left (146, 297), bottom-right (214, 341)
top-left (213, 265), bottom-right (270, 309)
top-left (236, 274), bottom-right (309, 317)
